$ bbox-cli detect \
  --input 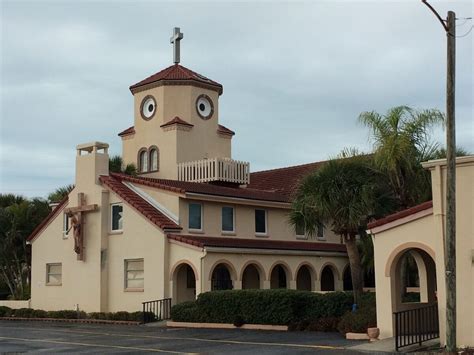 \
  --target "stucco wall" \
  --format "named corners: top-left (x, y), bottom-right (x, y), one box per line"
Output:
top-left (0, 300), bottom-right (30, 309)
